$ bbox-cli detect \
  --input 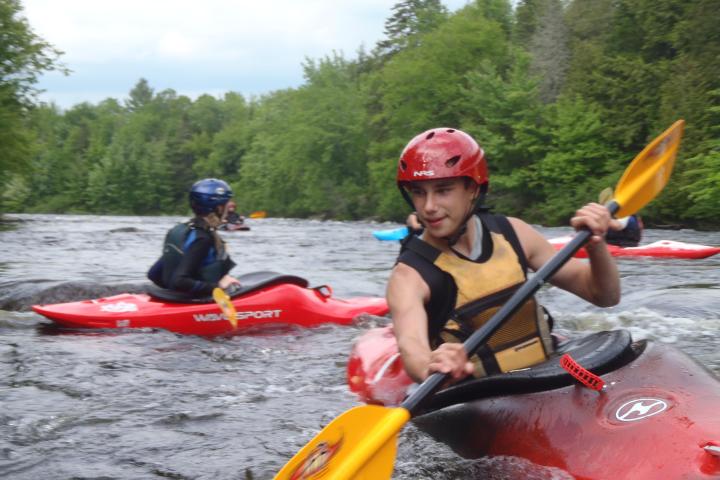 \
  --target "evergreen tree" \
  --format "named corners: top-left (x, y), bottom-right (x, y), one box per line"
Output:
top-left (527, 0), bottom-right (570, 103)
top-left (460, 52), bottom-right (549, 215)
top-left (125, 78), bottom-right (154, 112)
top-left (514, 0), bottom-right (543, 46)
top-left (374, 0), bottom-right (448, 59)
